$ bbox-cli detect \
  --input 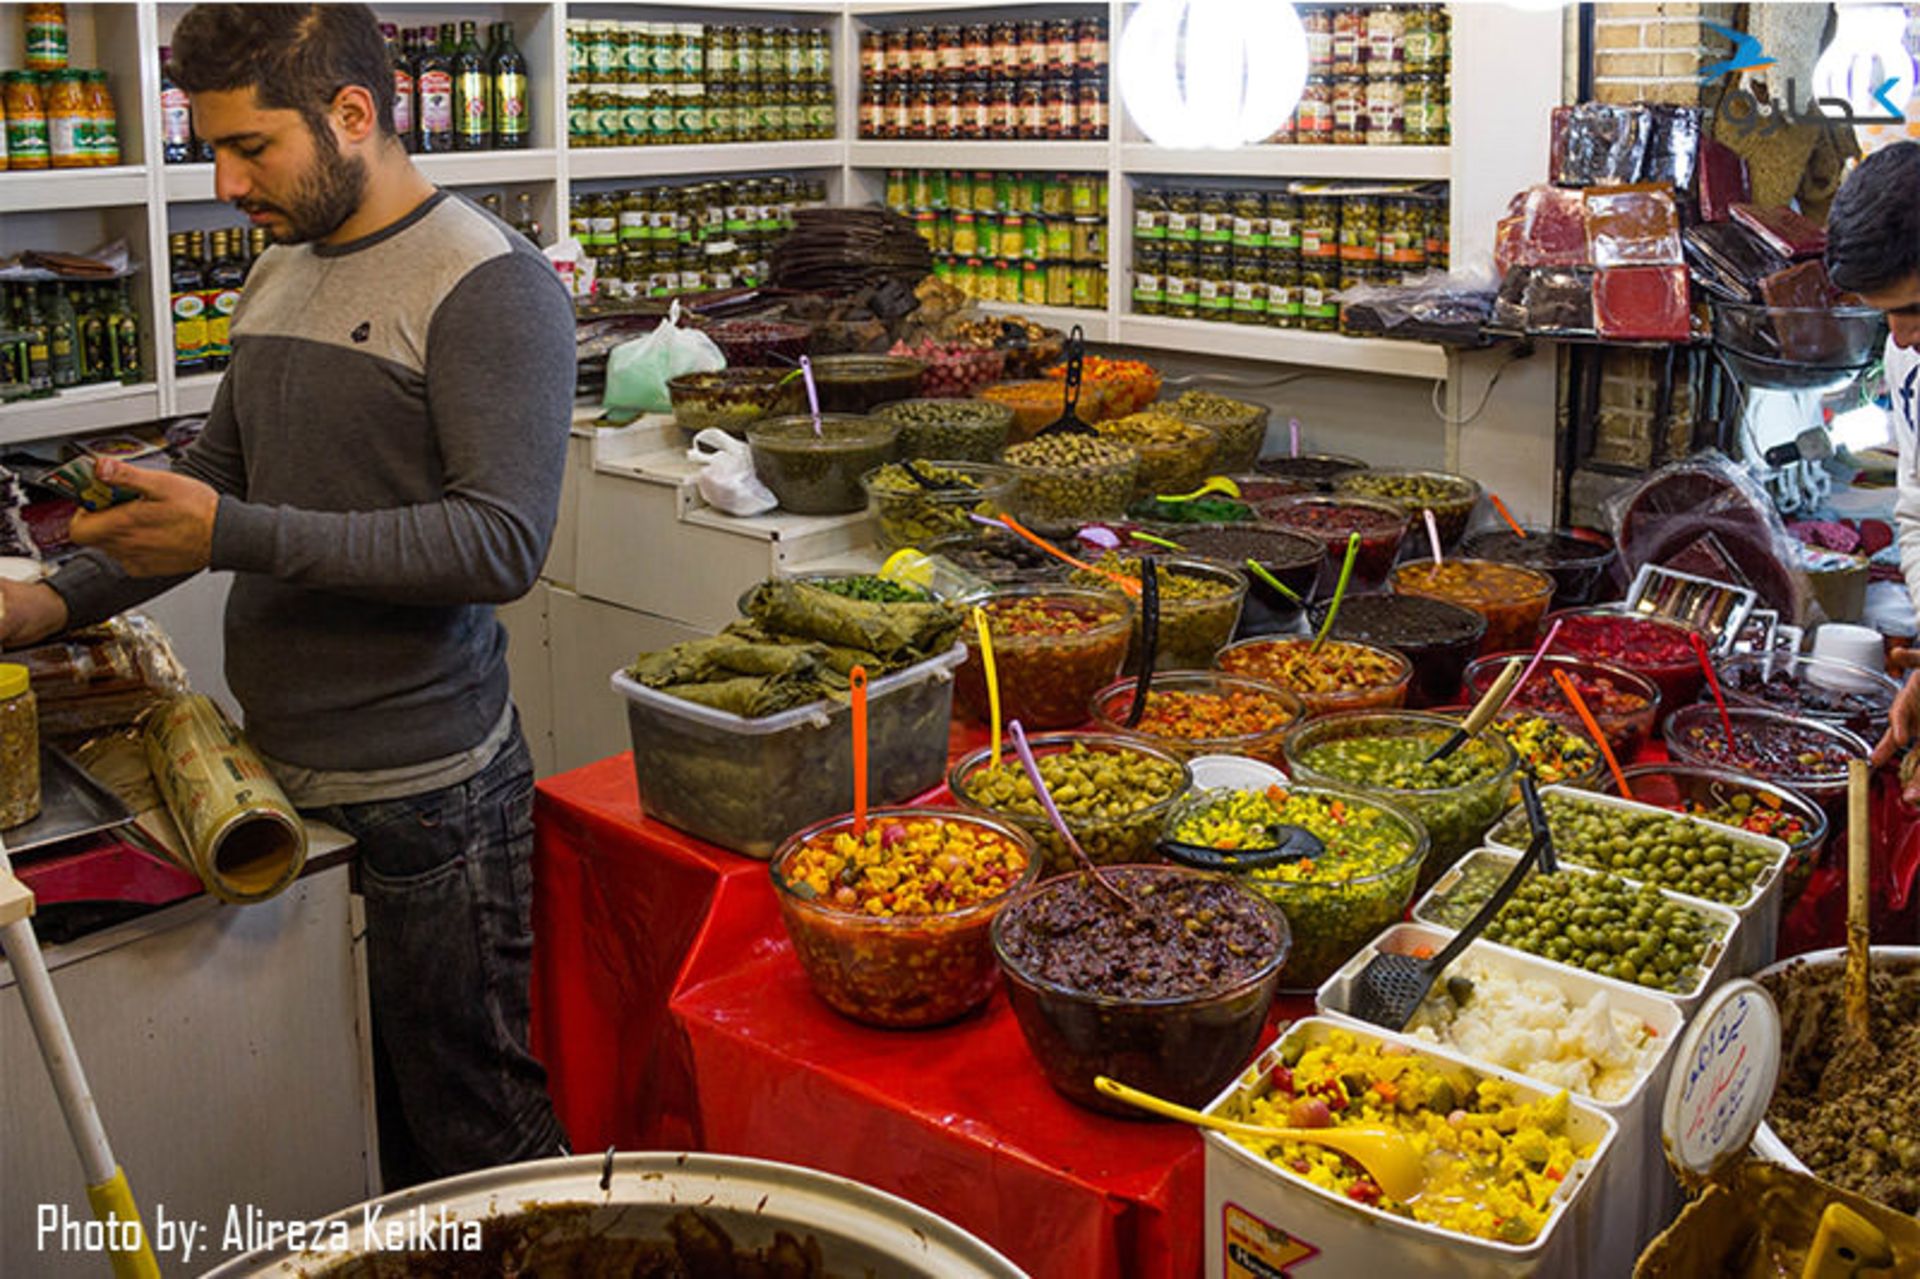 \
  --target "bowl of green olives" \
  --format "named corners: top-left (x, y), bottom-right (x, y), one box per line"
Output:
top-left (861, 461), bottom-right (1018, 551)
